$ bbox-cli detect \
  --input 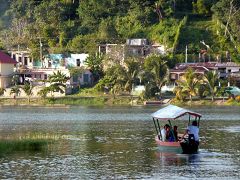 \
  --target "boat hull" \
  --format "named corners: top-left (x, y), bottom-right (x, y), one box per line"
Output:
top-left (155, 136), bottom-right (182, 153)
top-left (155, 136), bottom-right (199, 154)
